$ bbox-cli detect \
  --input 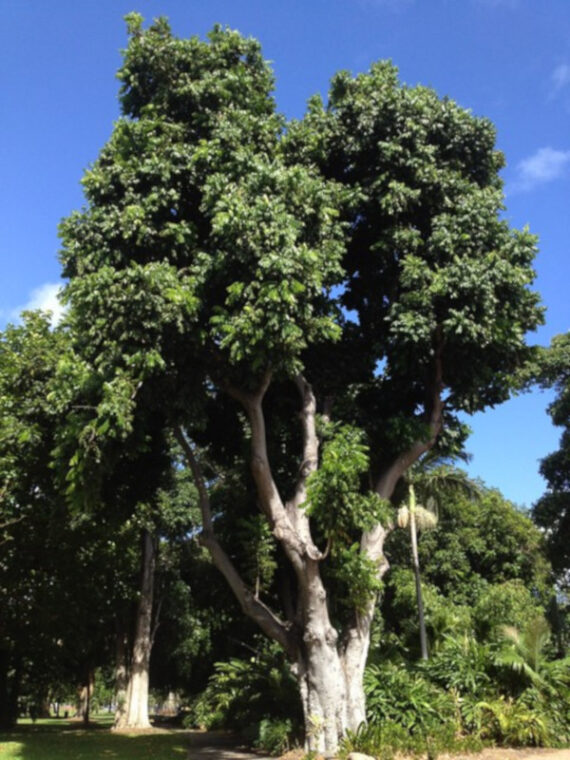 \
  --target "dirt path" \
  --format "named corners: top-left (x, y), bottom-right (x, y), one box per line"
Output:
top-left (442, 750), bottom-right (570, 760)
top-left (186, 730), bottom-right (271, 760)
